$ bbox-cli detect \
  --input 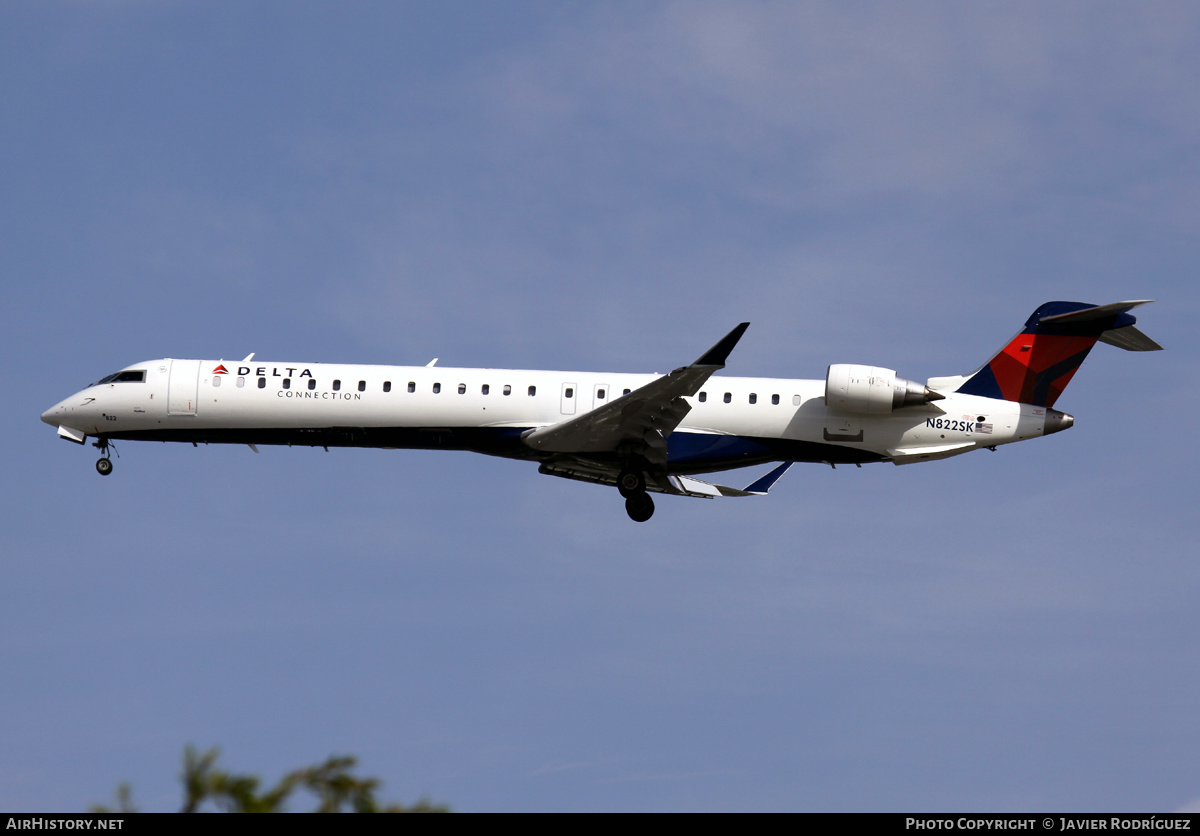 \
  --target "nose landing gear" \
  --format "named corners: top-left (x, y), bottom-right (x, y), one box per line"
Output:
top-left (93, 438), bottom-right (116, 476)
